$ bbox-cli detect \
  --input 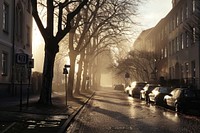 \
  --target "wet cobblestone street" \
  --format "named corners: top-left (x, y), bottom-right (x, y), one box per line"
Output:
top-left (68, 88), bottom-right (200, 133)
